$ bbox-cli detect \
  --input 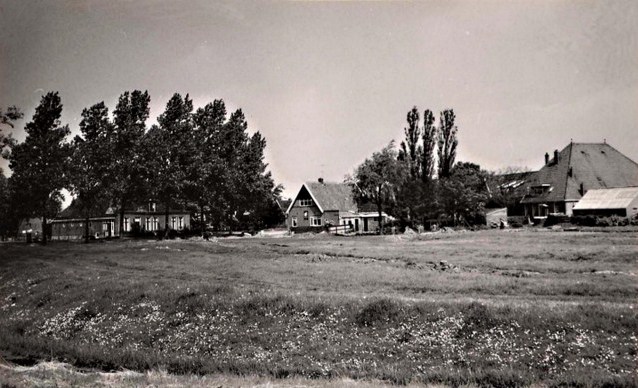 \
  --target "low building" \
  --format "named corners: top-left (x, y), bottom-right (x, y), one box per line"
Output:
top-left (484, 208), bottom-right (508, 227)
top-left (286, 179), bottom-right (391, 233)
top-left (572, 187), bottom-right (638, 218)
top-left (47, 200), bottom-right (191, 240)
